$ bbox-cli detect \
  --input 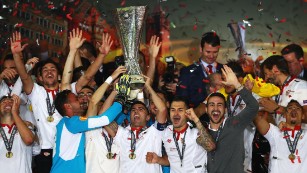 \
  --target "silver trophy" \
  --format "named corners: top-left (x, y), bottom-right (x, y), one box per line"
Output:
top-left (113, 6), bottom-right (147, 99)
